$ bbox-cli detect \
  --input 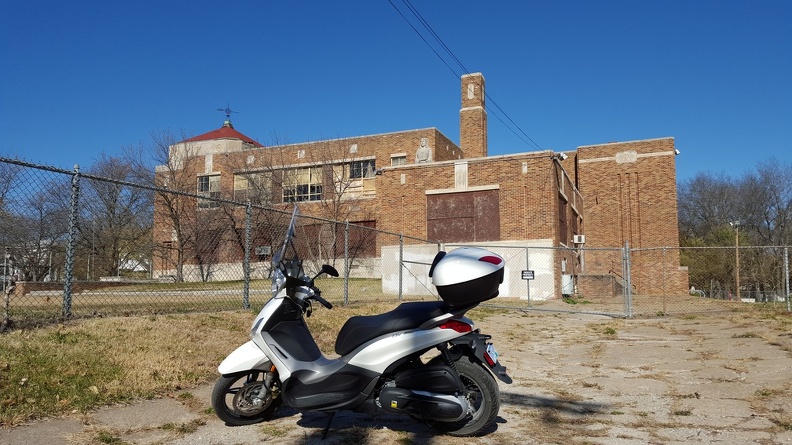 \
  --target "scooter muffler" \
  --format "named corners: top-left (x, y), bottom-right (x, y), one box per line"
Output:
top-left (379, 387), bottom-right (468, 422)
